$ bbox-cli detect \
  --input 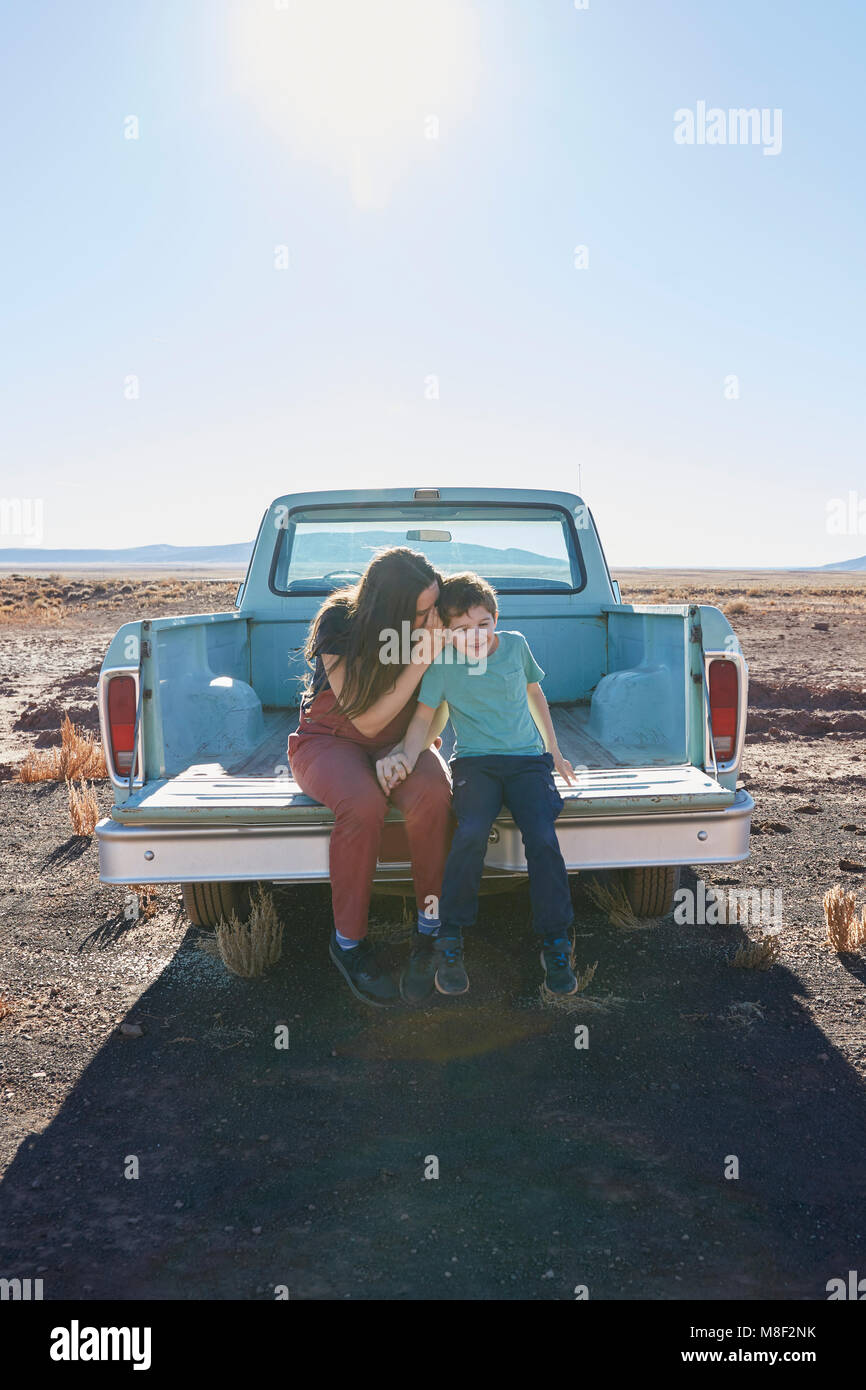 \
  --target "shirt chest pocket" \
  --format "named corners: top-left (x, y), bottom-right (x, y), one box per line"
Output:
top-left (494, 665), bottom-right (527, 705)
